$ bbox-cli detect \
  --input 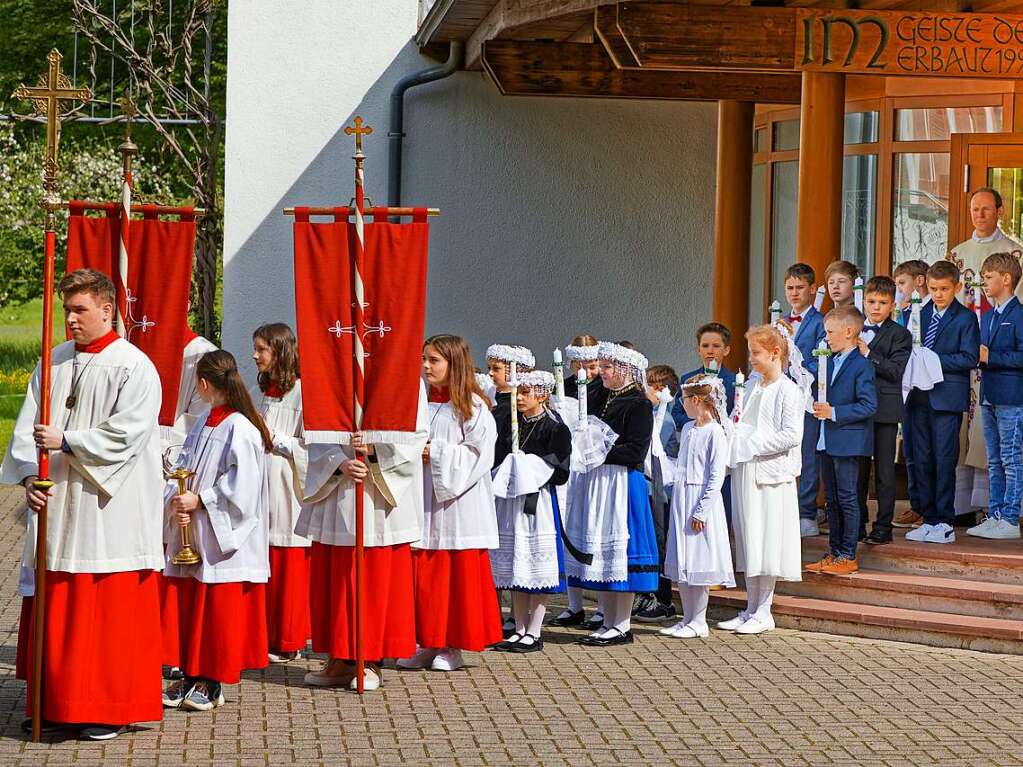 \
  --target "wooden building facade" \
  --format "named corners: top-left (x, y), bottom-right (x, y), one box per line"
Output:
top-left (418, 0), bottom-right (1023, 367)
